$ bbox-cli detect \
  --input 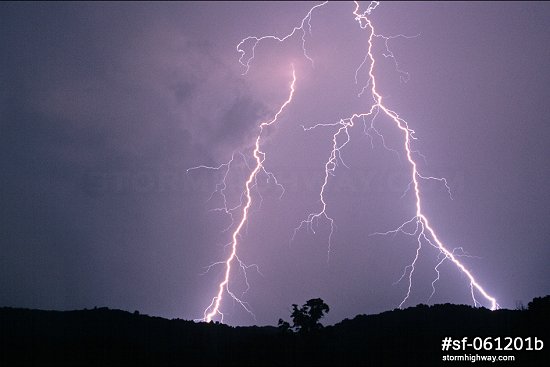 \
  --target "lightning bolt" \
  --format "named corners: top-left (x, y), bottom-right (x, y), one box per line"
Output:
top-left (237, 1), bottom-right (328, 74)
top-left (293, 1), bottom-right (498, 310)
top-left (194, 0), bottom-right (499, 324)
top-left (196, 66), bottom-right (296, 323)
top-left (291, 117), bottom-right (353, 261)
top-left (352, 1), bottom-right (497, 310)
